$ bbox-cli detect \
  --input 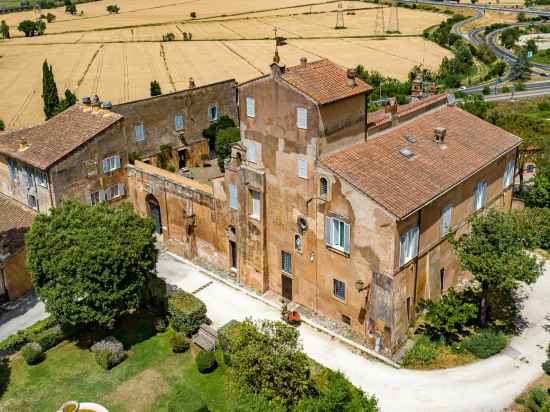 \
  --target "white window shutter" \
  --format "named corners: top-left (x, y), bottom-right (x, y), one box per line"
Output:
top-left (411, 226), bottom-right (419, 259)
top-left (325, 216), bottom-right (333, 246)
top-left (99, 190), bottom-right (106, 202)
top-left (298, 159), bottom-right (307, 179)
top-left (297, 108), bottom-right (307, 129)
top-left (399, 234), bottom-right (407, 266)
top-left (247, 143), bottom-right (257, 163)
top-left (114, 155), bottom-right (121, 170)
top-left (343, 223), bottom-right (350, 254)
top-left (246, 97), bottom-right (255, 118)
top-left (229, 184), bottom-right (237, 209)
top-left (118, 183), bottom-right (125, 197)
top-left (102, 159), bottom-right (110, 174)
